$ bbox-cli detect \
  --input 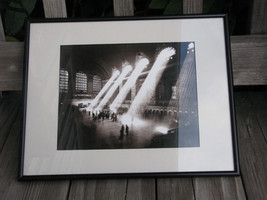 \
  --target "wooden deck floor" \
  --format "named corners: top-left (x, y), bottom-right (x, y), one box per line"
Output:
top-left (0, 88), bottom-right (266, 200)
